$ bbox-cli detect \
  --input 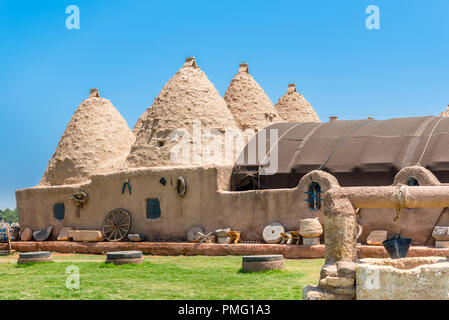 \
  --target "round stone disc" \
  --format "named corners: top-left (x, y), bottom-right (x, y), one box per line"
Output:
top-left (262, 222), bottom-right (285, 244)
top-left (215, 228), bottom-right (231, 237)
top-left (187, 226), bottom-right (204, 242)
top-left (19, 251), bottom-right (51, 259)
top-left (242, 255), bottom-right (284, 262)
top-left (106, 251), bottom-right (143, 259)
